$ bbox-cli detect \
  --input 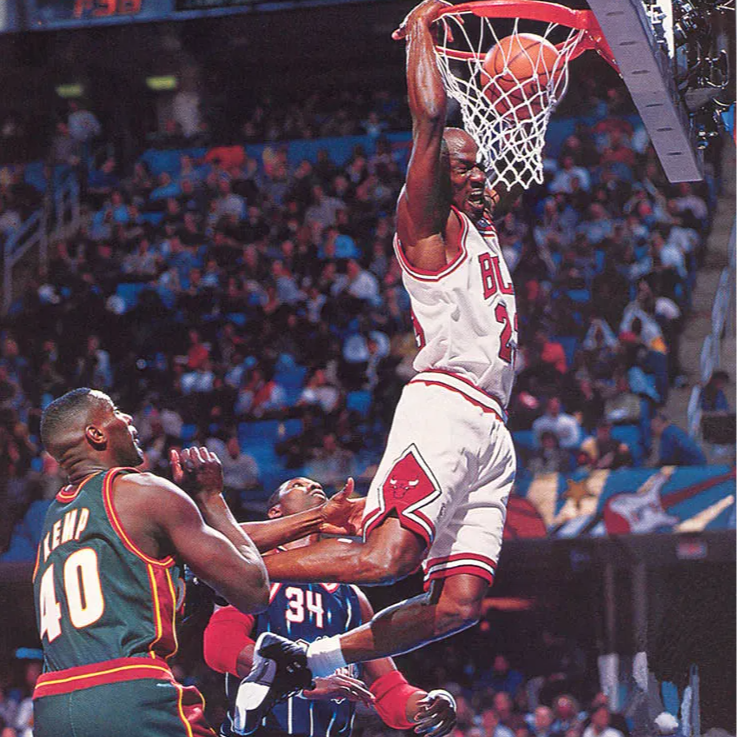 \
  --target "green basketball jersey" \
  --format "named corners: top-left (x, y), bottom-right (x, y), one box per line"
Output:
top-left (33, 468), bottom-right (184, 673)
